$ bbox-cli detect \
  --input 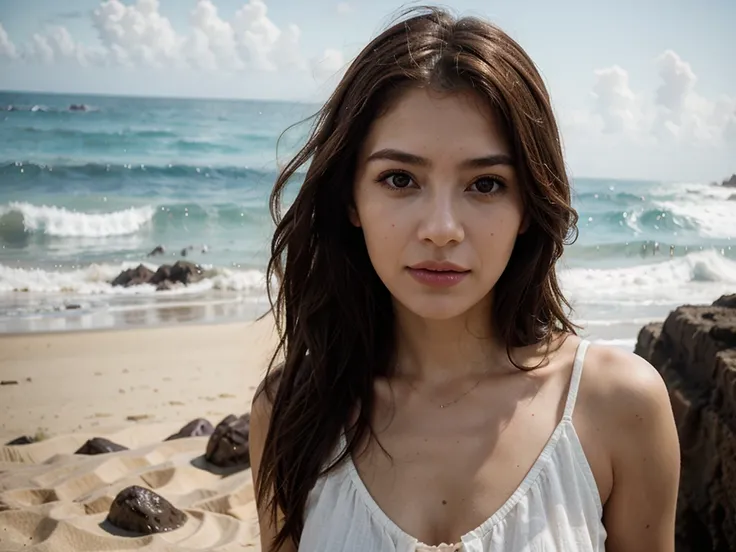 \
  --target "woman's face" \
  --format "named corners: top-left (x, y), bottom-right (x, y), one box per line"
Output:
top-left (352, 87), bottom-right (526, 321)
